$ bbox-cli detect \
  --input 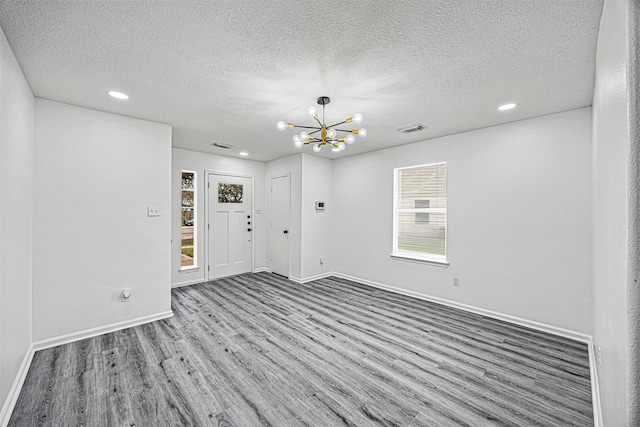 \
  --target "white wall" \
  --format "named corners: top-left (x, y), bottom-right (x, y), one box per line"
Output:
top-left (333, 108), bottom-right (592, 333)
top-left (0, 27), bottom-right (34, 419)
top-left (300, 154), bottom-right (333, 278)
top-left (32, 99), bottom-right (172, 341)
top-left (265, 155), bottom-right (302, 279)
top-left (592, 0), bottom-right (630, 424)
top-left (171, 148), bottom-right (266, 287)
